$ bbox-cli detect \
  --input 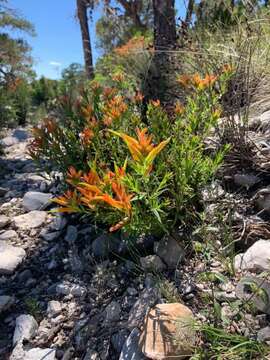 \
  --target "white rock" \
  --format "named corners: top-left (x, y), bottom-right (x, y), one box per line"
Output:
top-left (47, 300), bottom-right (61, 317)
top-left (13, 211), bottom-right (47, 230)
top-left (0, 229), bottom-right (18, 241)
top-left (0, 215), bottom-right (10, 228)
top-left (1, 136), bottom-right (19, 147)
top-left (10, 343), bottom-right (56, 360)
top-left (235, 240), bottom-right (270, 272)
top-left (13, 314), bottom-right (38, 346)
top-left (23, 192), bottom-right (52, 211)
top-left (0, 295), bottom-right (14, 313)
top-left (254, 188), bottom-right (270, 212)
top-left (56, 282), bottom-right (87, 297)
top-left (0, 242), bottom-right (26, 274)
top-left (24, 347), bottom-right (56, 360)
